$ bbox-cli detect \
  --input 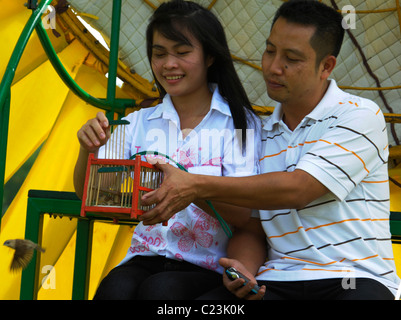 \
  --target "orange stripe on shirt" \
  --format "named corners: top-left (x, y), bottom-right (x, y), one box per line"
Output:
top-left (350, 254), bottom-right (379, 262)
top-left (256, 268), bottom-right (284, 276)
top-left (290, 140), bottom-right (319, 148)
top-left (257, 268), bottom-right (353, 276)
top-left (260, 149), bottom-right (287, 161)
top-left (260, 140), bottom-right (321, 162)
top-left (268, 226), bottom-right (304, 239)
top-left (302, 268), bottom-right (354, 273)
top-left (305, 218), bottom-right (388, 232)
top-left (268, 218), bottom-right (389, 239)
top-left (318, 139), bottom-right (332, 145)
top-left (318, 139), bottom-right (369, 174)
top-left (256, 258), bottom-right (392, 276)
top-left (282, 256), bottom-right (338, 266)
top-left (361, 180), bottom-right (389, 184)
top-left (304, 218), bottom-right (360, 232)
top-left (333, 142), bottom-right (369, 174)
